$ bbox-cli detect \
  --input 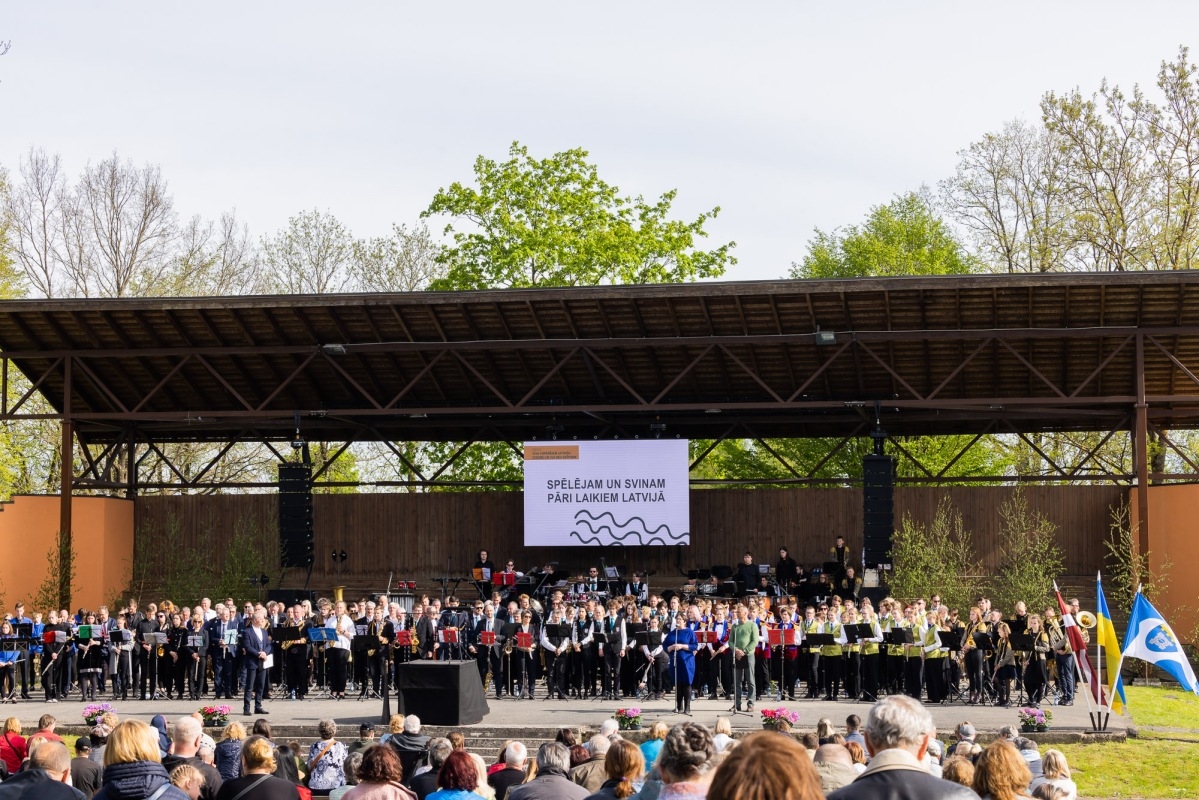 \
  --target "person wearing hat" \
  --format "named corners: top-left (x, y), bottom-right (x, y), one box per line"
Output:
top-left (347, 723), bottom-right (376, 759)
top-left (71, 739), bottom-right (103, 797)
